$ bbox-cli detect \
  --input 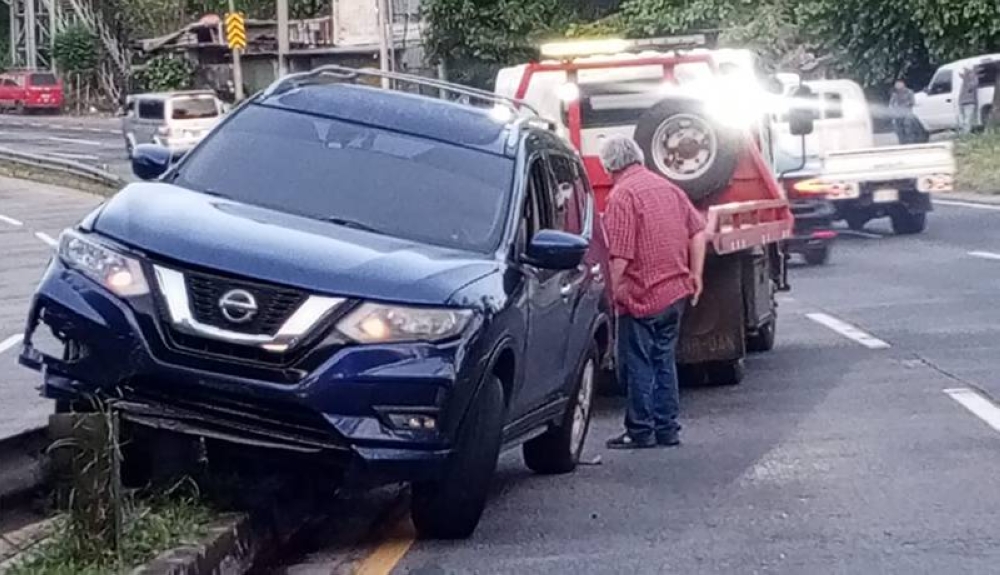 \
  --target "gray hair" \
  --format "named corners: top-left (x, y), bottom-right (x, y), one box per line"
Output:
top-left (599, 135), bottom-right (645, 174)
